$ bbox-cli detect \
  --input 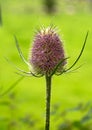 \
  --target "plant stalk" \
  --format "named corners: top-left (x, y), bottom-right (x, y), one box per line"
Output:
top-left (0, 5), bottom-right (2, 26)
top-left (45, 75), bottom-right (52, 130)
